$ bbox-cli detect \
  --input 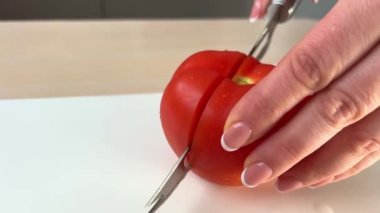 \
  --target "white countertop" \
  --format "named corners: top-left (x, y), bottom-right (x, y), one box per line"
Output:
top-left (0, 93), bottom-right (379, 213)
